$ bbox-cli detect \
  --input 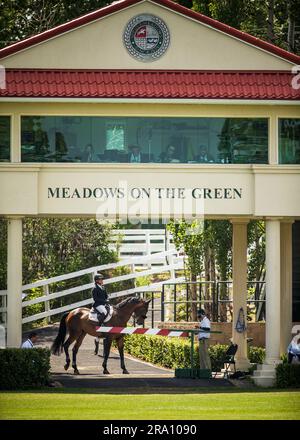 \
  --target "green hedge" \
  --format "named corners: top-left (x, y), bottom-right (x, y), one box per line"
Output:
top-left (123, 335), bottom-right (265, 371)
top-left (276, 363), bottom-right (300, 388)
top-left (0, 348), bottom-right (51, 390)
